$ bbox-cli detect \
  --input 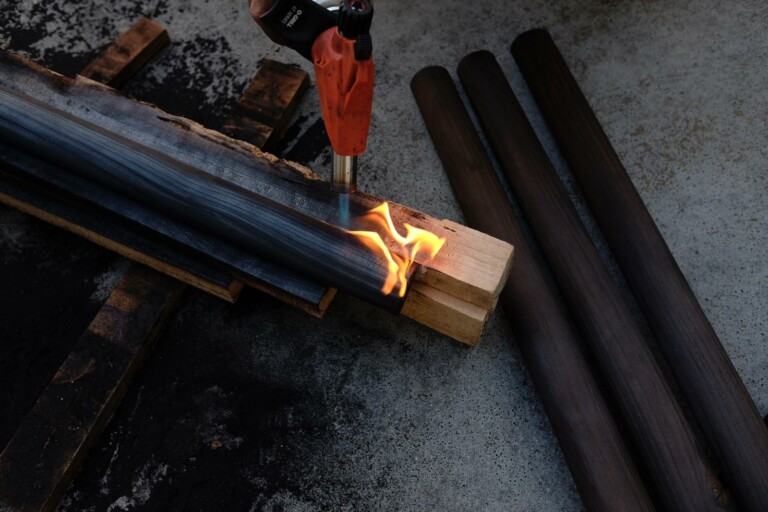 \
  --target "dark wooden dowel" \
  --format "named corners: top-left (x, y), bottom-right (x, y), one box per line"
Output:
top-left (457, 51), bottom-right (727, 511)
top-left (0, 86), bottom-right (403, 312)
top-left (412, 66), bottom-right (655, 512)
top-left (0, 266), bottom-right (184, 512)
top-left (512, 28), bottom-right (768, 511)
